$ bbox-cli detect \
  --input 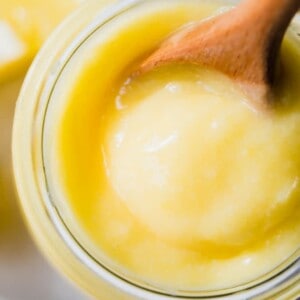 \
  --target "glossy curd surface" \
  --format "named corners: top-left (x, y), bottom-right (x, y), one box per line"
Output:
top-left (43, 0), bottom-right (300, 291)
